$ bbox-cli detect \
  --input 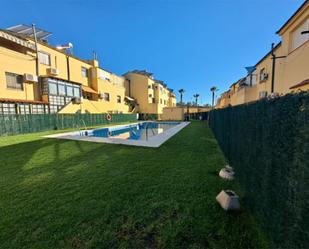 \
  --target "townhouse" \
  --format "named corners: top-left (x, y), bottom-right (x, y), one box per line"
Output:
top-left (0, 25), bottom-right (176, 115)
top-left (123, 70), bottom-right (176, 115)
top-left (217, 0), bottom-right (309, 108)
